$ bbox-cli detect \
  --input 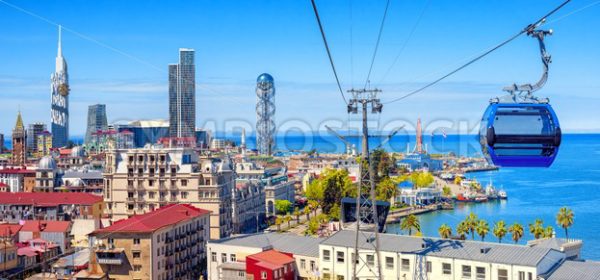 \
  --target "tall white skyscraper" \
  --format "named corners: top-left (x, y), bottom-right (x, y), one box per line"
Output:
top-left (51, 26), bottom-right (69, 148)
